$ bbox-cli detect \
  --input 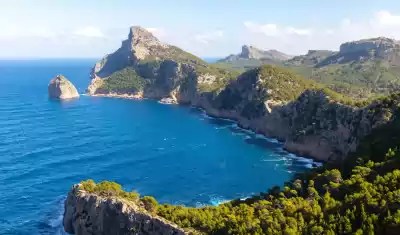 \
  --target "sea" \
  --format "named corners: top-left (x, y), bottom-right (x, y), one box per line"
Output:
top-left (0, 59), bottom-right (321, 234)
